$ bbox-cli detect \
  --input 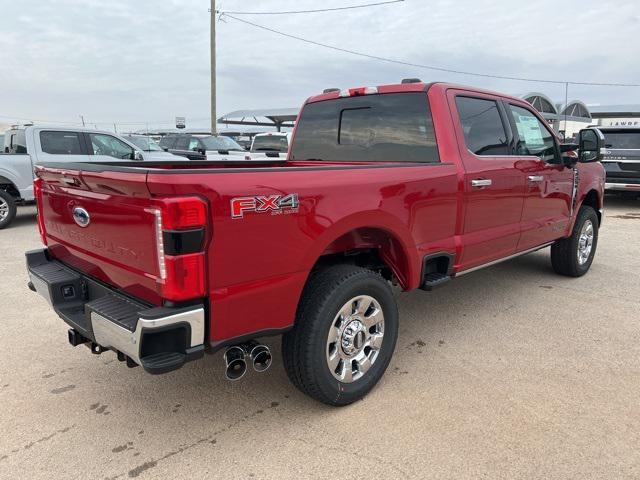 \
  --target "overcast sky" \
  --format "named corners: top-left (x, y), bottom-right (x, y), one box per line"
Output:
top-left (0, 0), bottom-right (638, 130)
